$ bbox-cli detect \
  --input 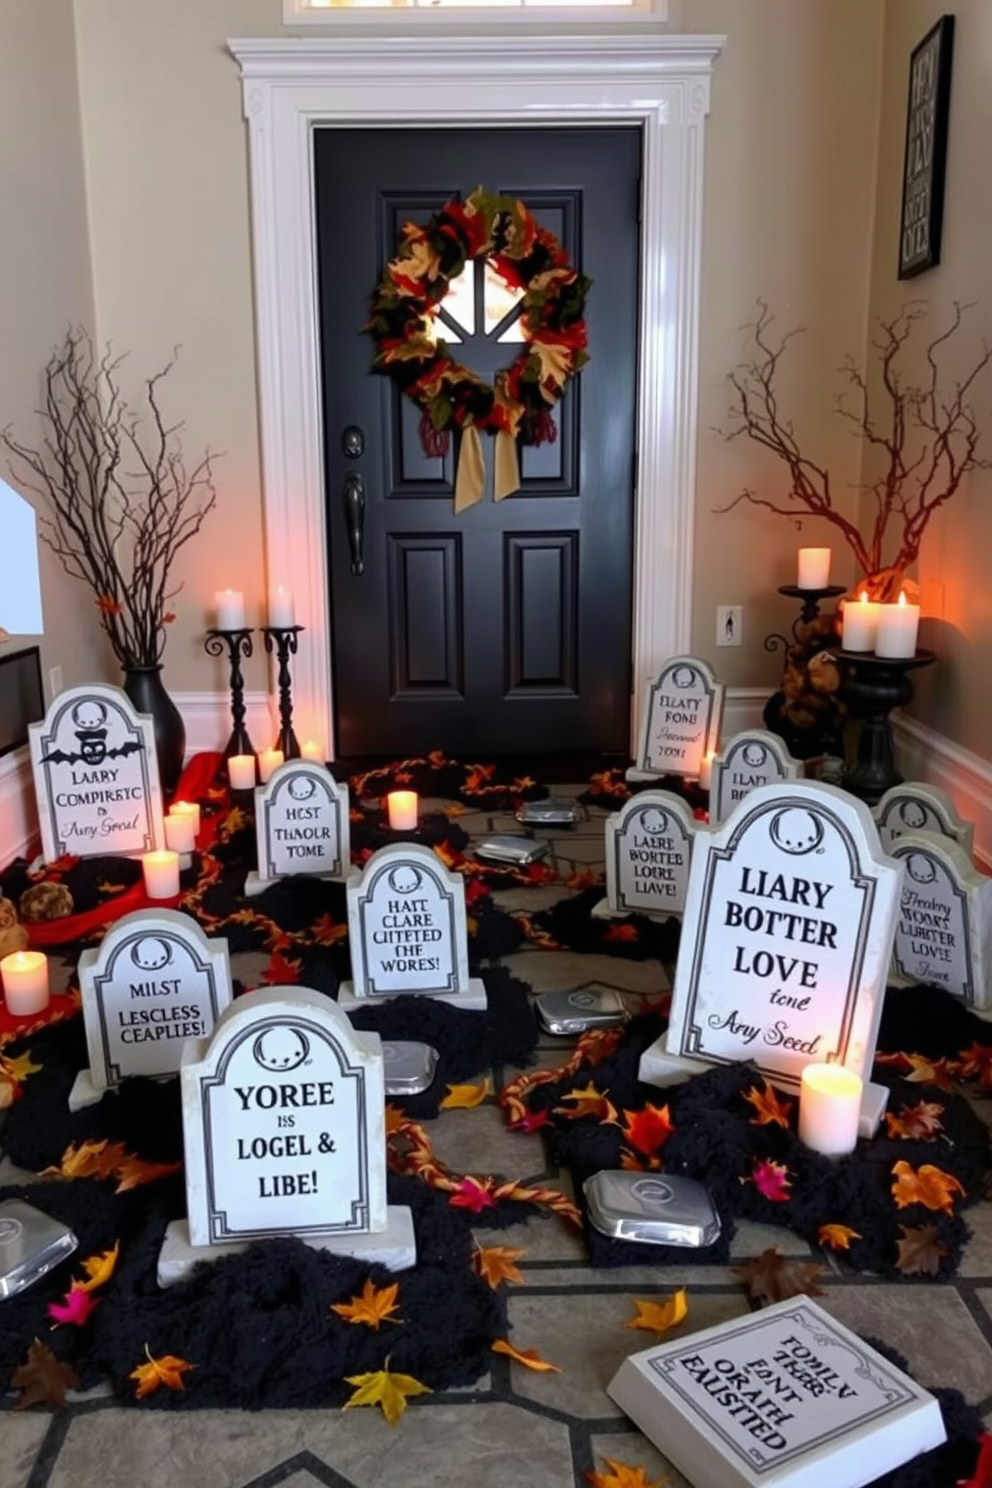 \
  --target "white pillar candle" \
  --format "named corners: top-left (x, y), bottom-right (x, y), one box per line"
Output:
top-left (215, 589), bottom-right (246, 630)
top-left (170, 800), bottom-right (201, 836)
top-left (698, 752), bottom-right (714, 791)
top-left (268, 586), bottom-right (296, 629)
top-left (228, 754), bottom-right (257, 791)
top-left (301, 739), bottom-right (323, 762)
top-left (874, 591), bottom-right (921, 659)
top-left (797, 547), bottom-right (831, 590)
top-left (142, 850), bottom-right (181, 900)
top-left (841, 590), bottom-right (879, 652)
top-left (164, 813), bottom-right (197, 854)
top-left (258, 747), bottom-right (285, 784)
top-left (799, 1062), bottom-right (862, 1156)
top-left (387, 790), bottom-right (419, 831)
top-left (1, 950), bottom-right (50, 1016)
